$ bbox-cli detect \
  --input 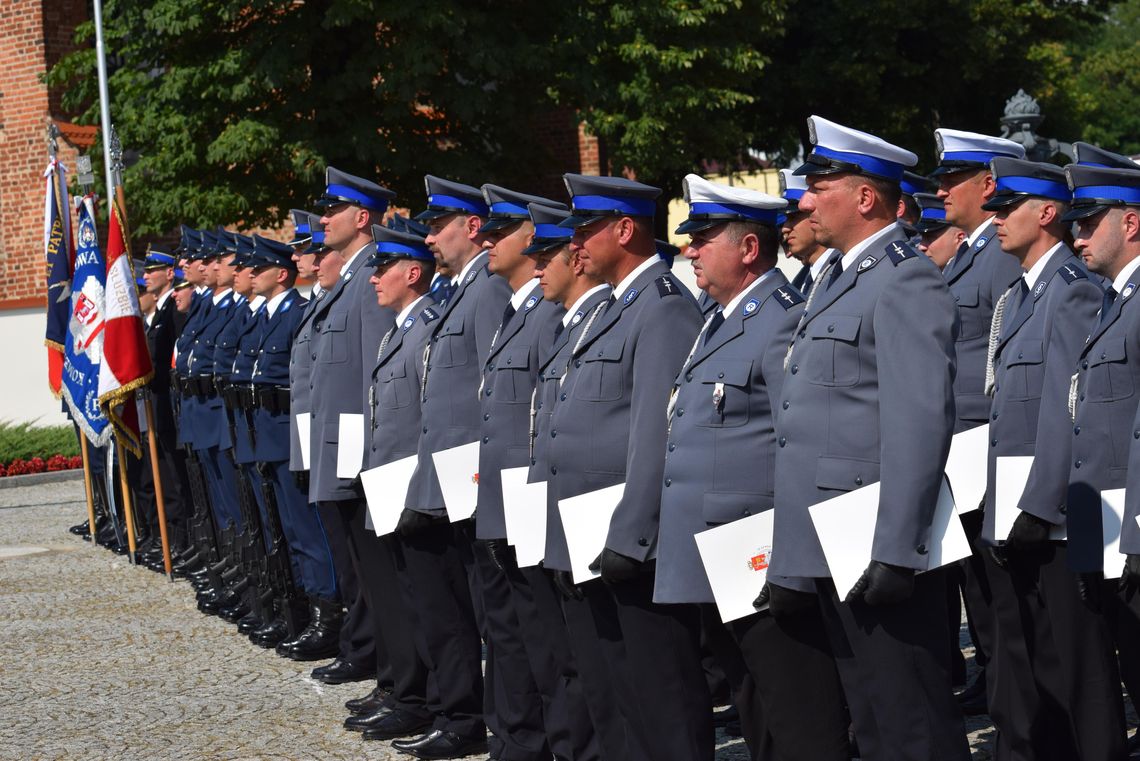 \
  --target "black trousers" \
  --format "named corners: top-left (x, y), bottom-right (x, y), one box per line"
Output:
top-left (1104, 580), bottom-right (1140, 718)
top-left (566, 568), bottom-right (714, 761)
top-left (815, 571), bottom-right (970, 761)
top-left (314, 499), bottom-right (375, 670)
top-left (472, 542), bottom-right (548, 761)
top-left (984, 544), bottom-right (1125, 761)
top-left (400, 518), bottom-right (486, 739)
